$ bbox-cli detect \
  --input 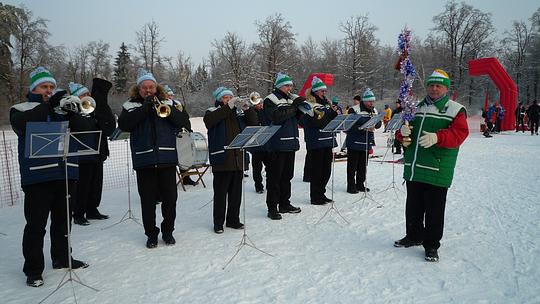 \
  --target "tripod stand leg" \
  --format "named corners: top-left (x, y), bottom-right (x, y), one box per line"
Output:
top-left (198, 197), bottom-right (213, 210)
